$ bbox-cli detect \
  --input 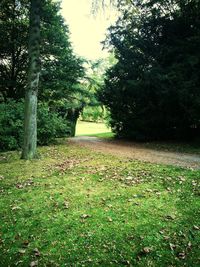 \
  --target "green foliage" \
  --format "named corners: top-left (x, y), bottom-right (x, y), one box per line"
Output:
top-left (0, 0), bottom-right (29, 100)
top-left (0, 0), bottom-right (85, 147)
top-left (81, 56), bottom-right (116, 123)
top-left (0, 0), bottom-right (84, 103)
top-left (0, 101), bottom-right (70, 151)
top-left (0, 101), bottom-right (24, 151)
top-left (81, 106), bottom-right (105, 122)
top-left (100, 0), bottom-right (200, 140)
top-left (37, 103), bottom-right (70, 146)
